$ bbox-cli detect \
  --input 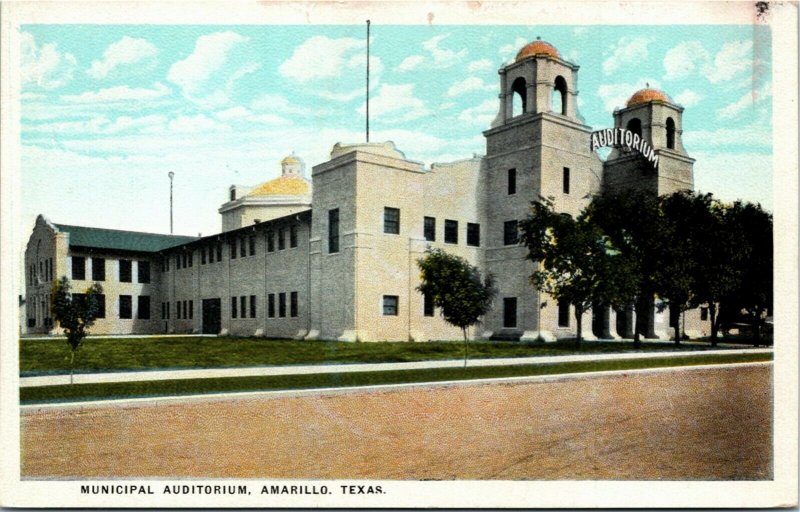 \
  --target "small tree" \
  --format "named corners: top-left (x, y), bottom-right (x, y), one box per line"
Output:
top-left (51, 277), bottom-right (103, 384)
top-left (417, 248), bottom-right (496, 367)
